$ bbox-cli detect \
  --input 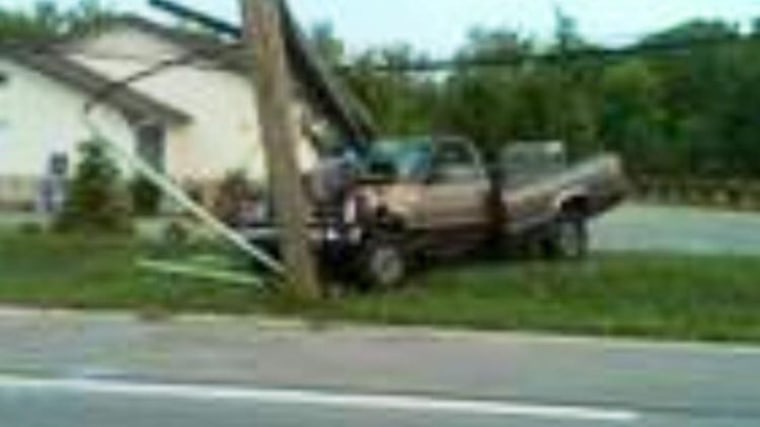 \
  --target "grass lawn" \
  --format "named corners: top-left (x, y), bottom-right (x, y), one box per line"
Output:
top-left (2, 231), bottom-right (760, 343)
top-left (321, 256), bottom-right (760, 343)
top-left (0, 232), bottom-right (263, 313)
